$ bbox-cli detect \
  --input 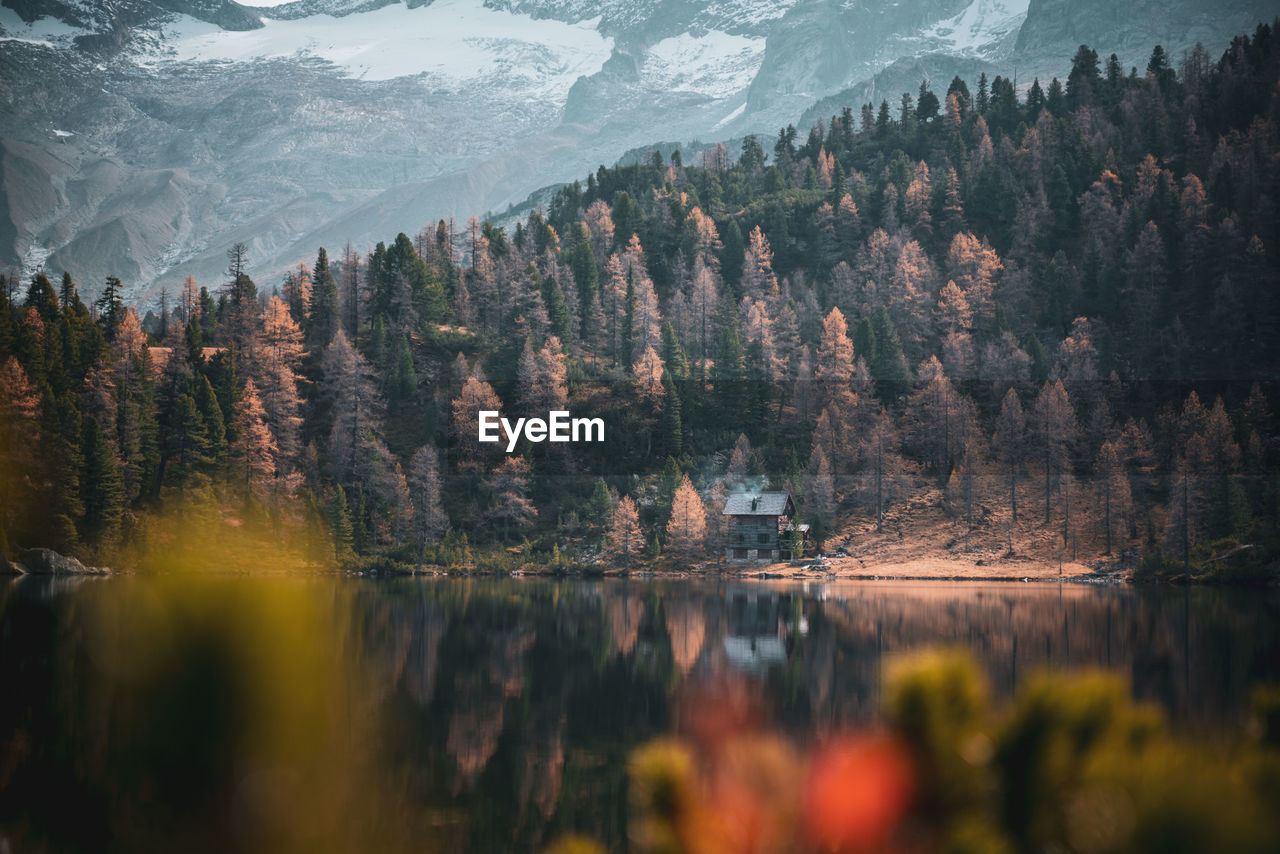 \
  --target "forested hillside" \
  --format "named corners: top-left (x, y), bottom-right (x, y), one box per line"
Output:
top-left (2, 25), bottom-right (1278, 577)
